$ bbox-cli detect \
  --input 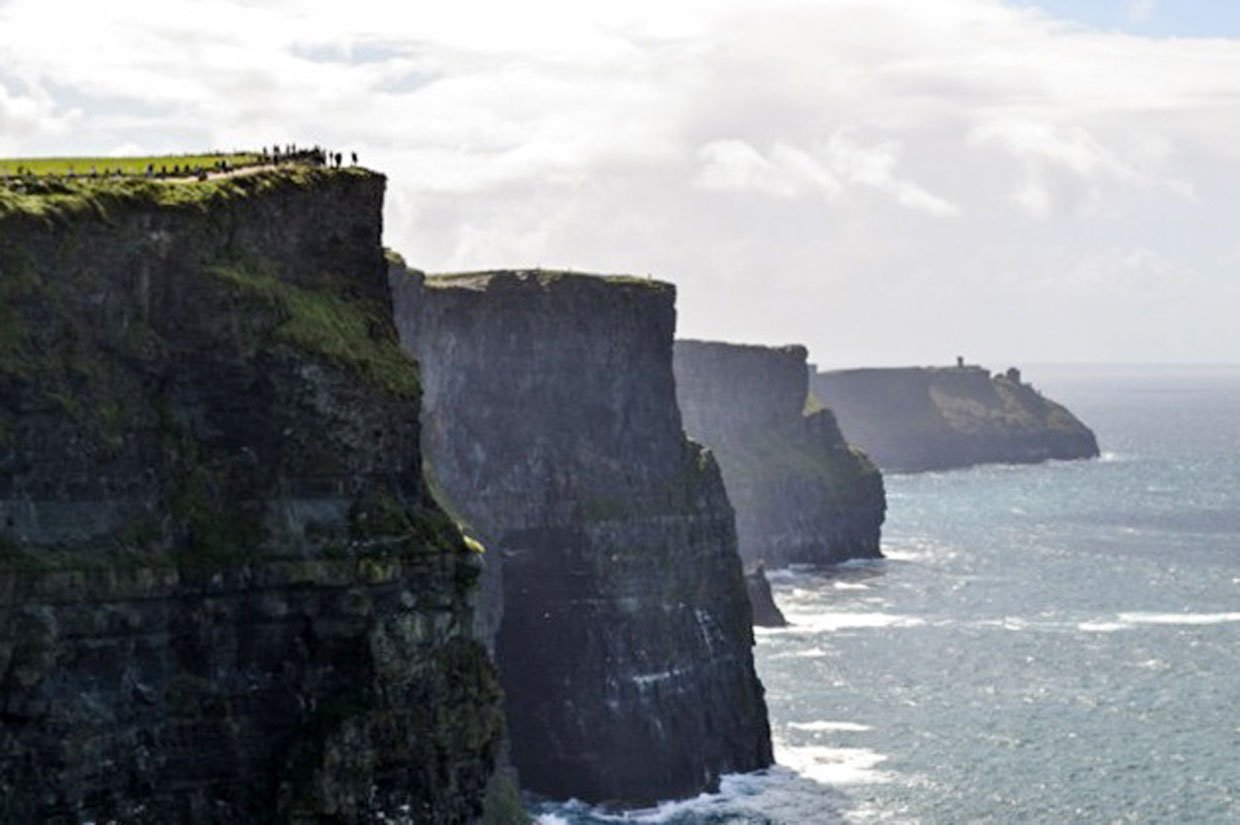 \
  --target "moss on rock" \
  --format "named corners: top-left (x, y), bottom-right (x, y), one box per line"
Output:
top-left (211, 260), bottom-right (420, 399)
